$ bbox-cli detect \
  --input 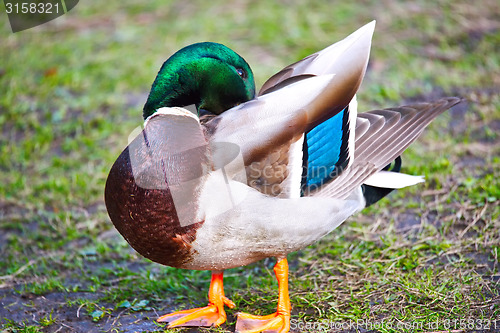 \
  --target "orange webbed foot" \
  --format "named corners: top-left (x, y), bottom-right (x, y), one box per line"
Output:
top-left (157, 271), bottom-right (235, 328)
top-left (235, 258), bottom-right (291, 333)
top-left (235, 311), bottom-right (290, 333)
